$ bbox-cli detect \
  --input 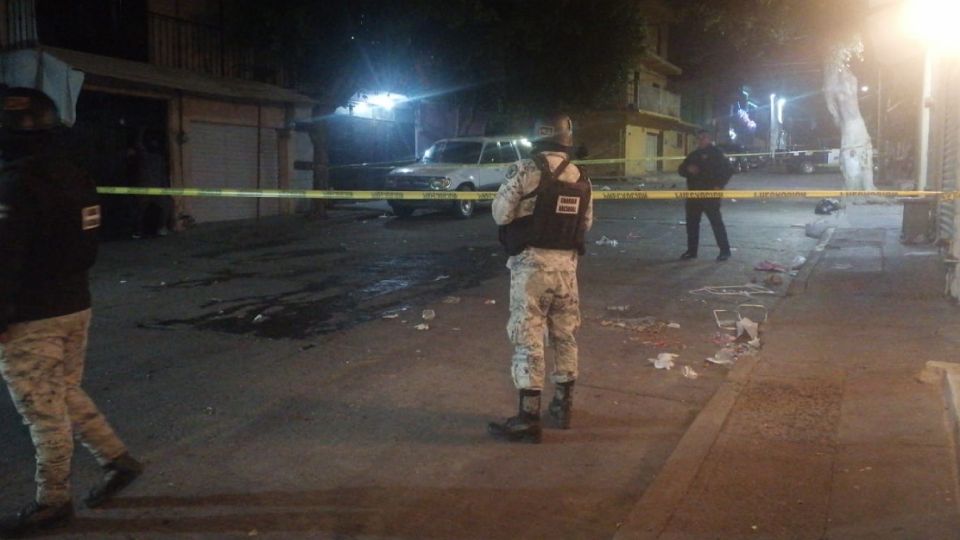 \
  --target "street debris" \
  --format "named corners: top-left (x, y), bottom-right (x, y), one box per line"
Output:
top-left (595, 236), bottom-right (619, 247)
top-left (706, 351), bottom-right (736, 365)
top-left (815, 198), bottom-right (841, 215)
top-left (690, 284), bottom-right (776, 297)
top-left (713, 309), bottom-right (739, 330)
top-left (791, 255), bottom-right (807, 269)
top-left (678, 220), bottom-right (687, 225)
top-left (600, 185), bottom-right (613, 191)
top-left (738, 304), bottom-right (768, 322)
top-left (442, 296), bottom-right (461, 304)
top-left (806, 219), bottom-right (833, 239)
top-left (754, 260), bottom-right (788, 273)
top-left (421, 309), bottom-right (436, 321)
top-left (381, 313), bottom-right (400, 319)
top-left (433, 275), bottom-right (451, 281)
top-left (764, 274), bottom-right (783, 287)
top-left (667, 322), bottom-right (681, 329)
top-left (414, 323), bottom-right (430, 331)
top-left (484, 299), bottom-right (497, 305)
top-left (252, 314), bottom-right (267, 324)
top-left (627, 231), bottom-right (644, 239)
top-left (649, 353), bottom-right (678, 370)
top-left (606, 305), bottom-right (630, 312)
top-left (602, 316), bottom-right (657, 331)
top-left (736, 317), bottom-right (760, 344)
top-left (681, 366), bottom-right (699, 379)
